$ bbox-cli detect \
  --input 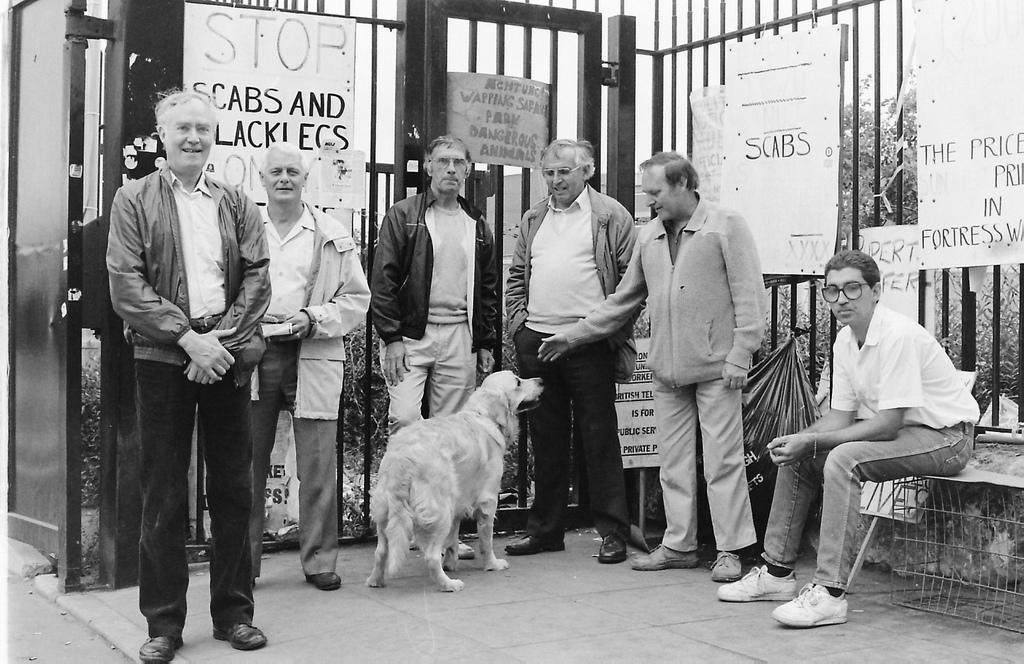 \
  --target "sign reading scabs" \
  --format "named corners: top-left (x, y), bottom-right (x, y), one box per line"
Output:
top-left (446, 73), bottom-right (550, 169)
top-left (183, 3), bottom-right (356, 203)
top-left (615, 338), bottom-right (658, 468)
